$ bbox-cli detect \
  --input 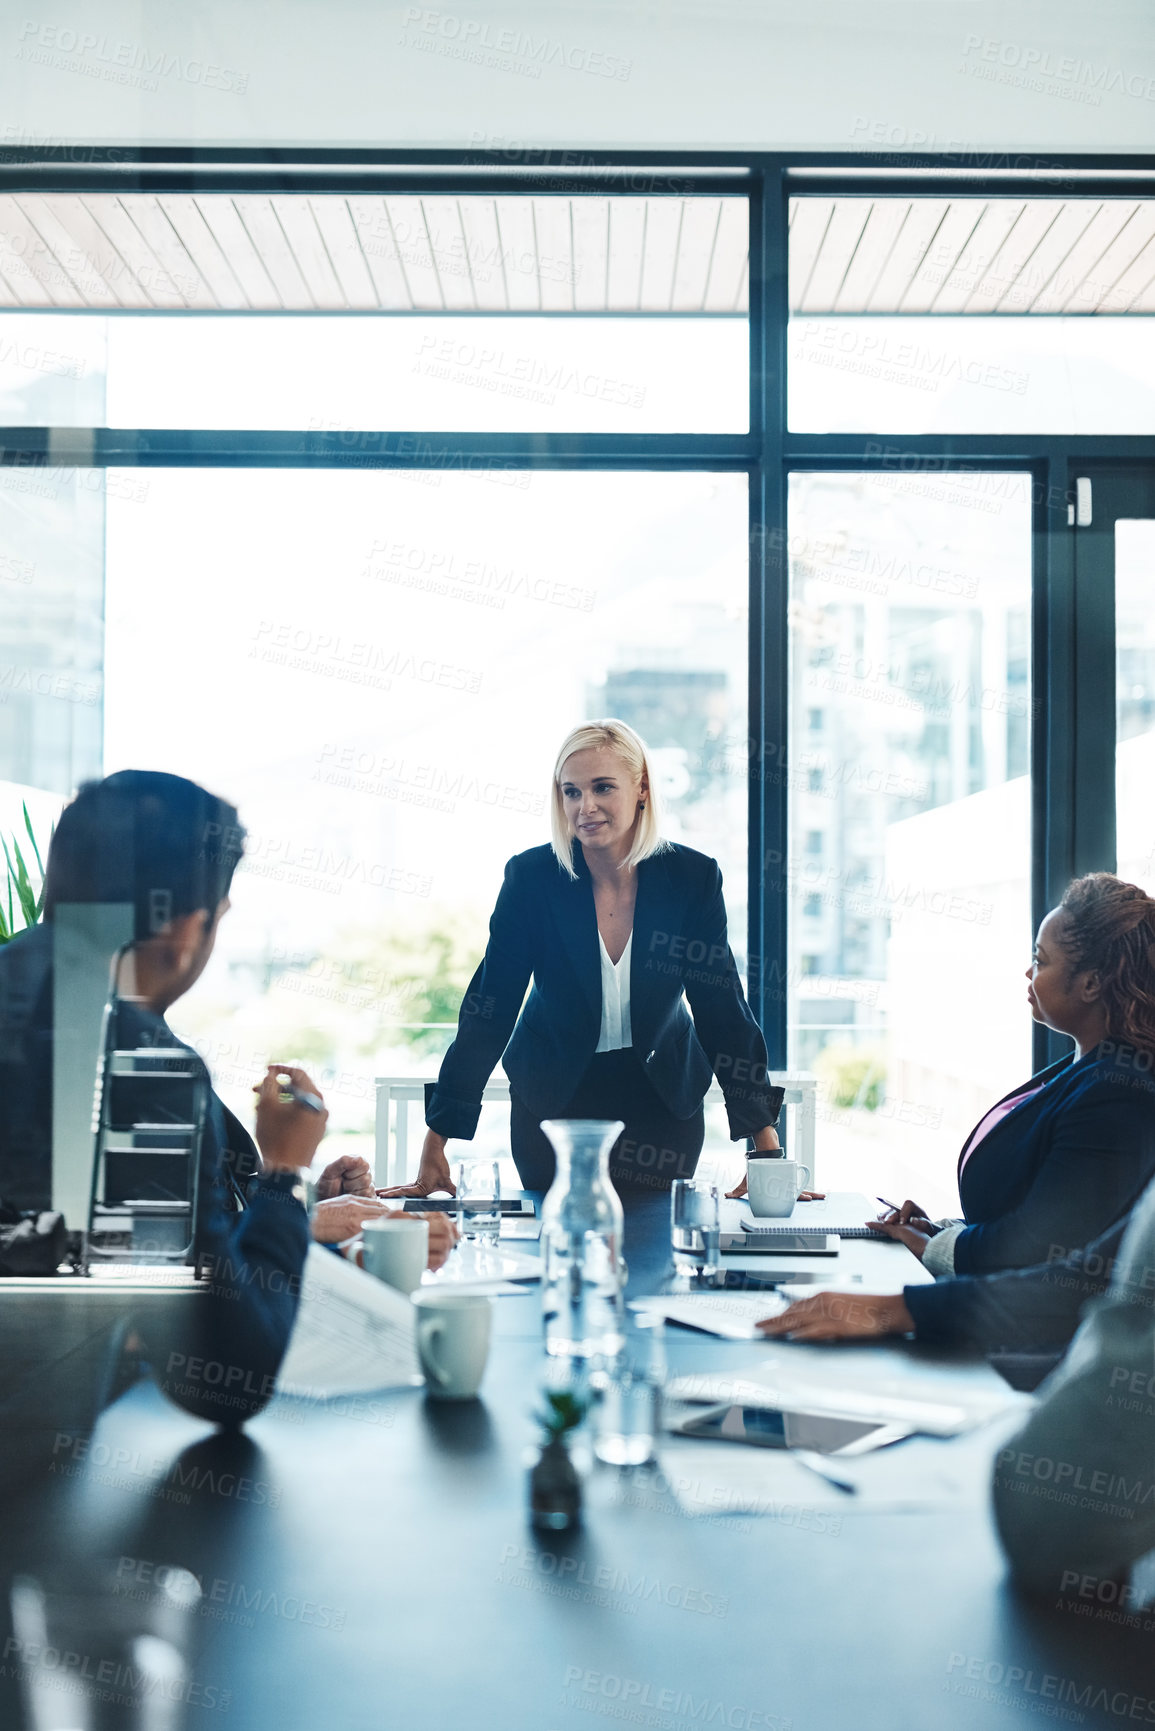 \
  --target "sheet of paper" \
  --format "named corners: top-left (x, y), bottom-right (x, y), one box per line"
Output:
top-left (276, 1245), bottom-right (422, 1398)
top-left (631, 1292), bottom-right (789, 1339)
top-left (660, 1439), bottom-right (979, 1516)
top-left (664, 1357), bottom-right (1030, 1436)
